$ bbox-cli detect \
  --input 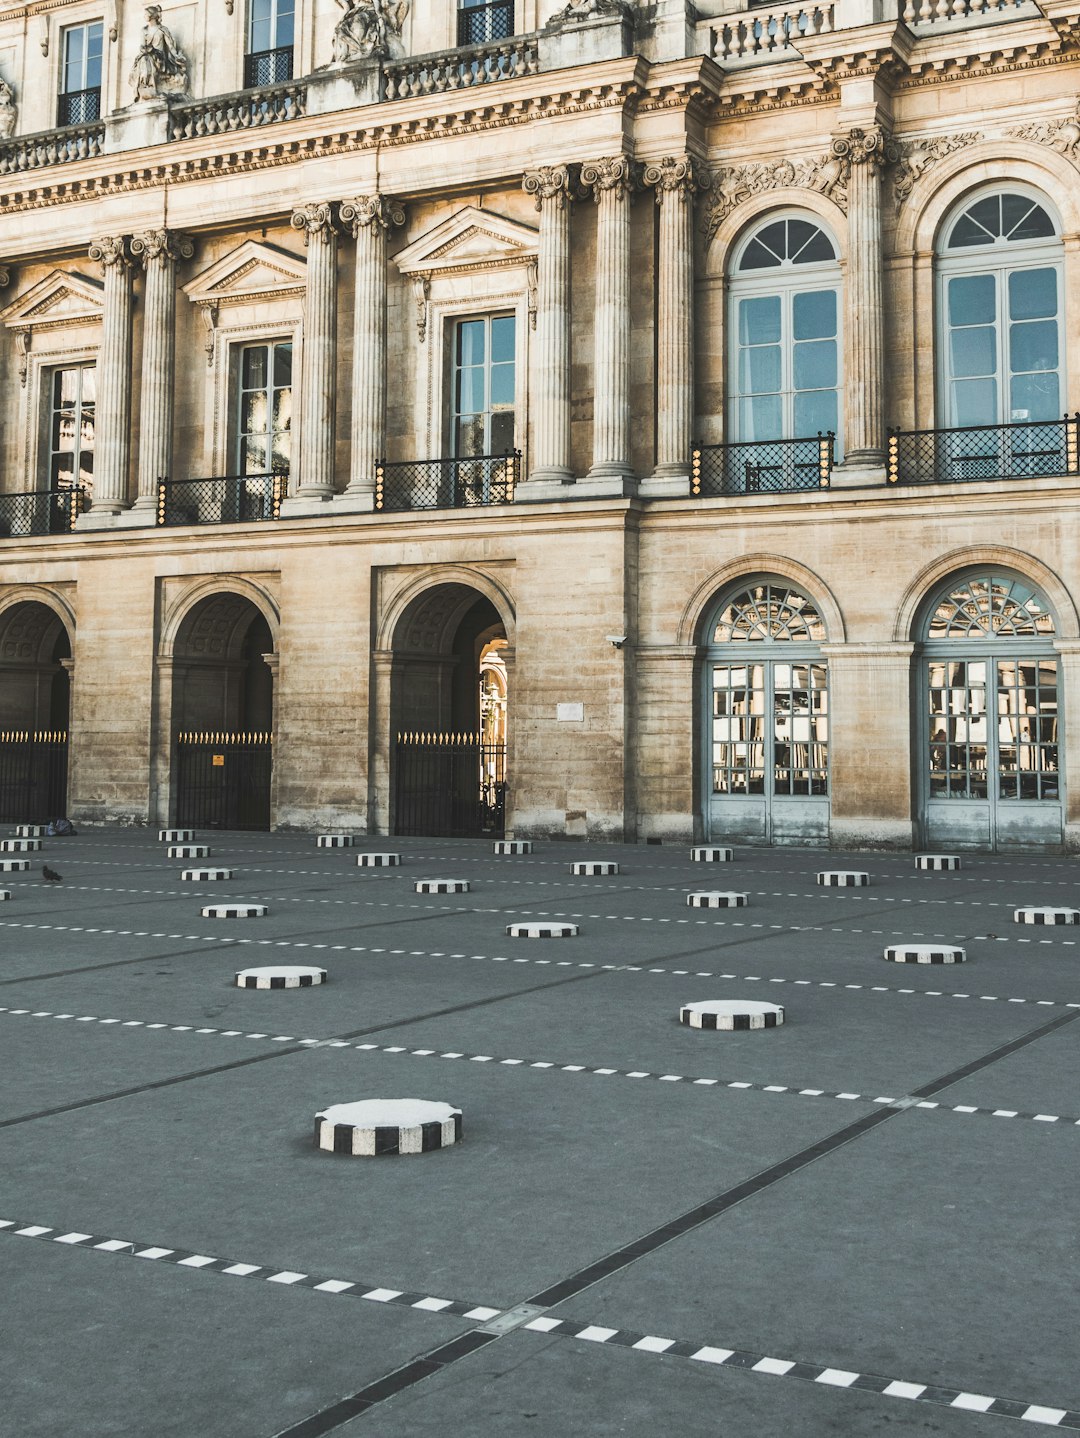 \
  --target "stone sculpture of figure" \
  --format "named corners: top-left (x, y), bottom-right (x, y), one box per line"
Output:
top-left (545, 0), bottom-right (632, 29)
top-left (0, 78), bottom-right (16, 140)
top-left (331, 0), bottom-right (409, 63)
top-left (129, 5), bottom-right (189, 101)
